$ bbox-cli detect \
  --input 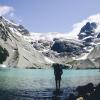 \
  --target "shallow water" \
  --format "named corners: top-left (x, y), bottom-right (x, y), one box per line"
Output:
top-left (0, 68), bottom-right (100, 100)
